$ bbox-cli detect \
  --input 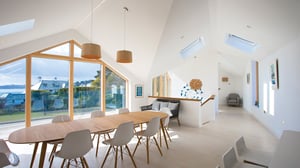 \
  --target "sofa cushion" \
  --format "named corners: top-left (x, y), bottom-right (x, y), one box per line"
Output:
top-left (160, 102), bottom-right (169, 109)
top-left (152, 101), bottom-right (160, 111)
top-left (168, 102), bottom-right (179, 111)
